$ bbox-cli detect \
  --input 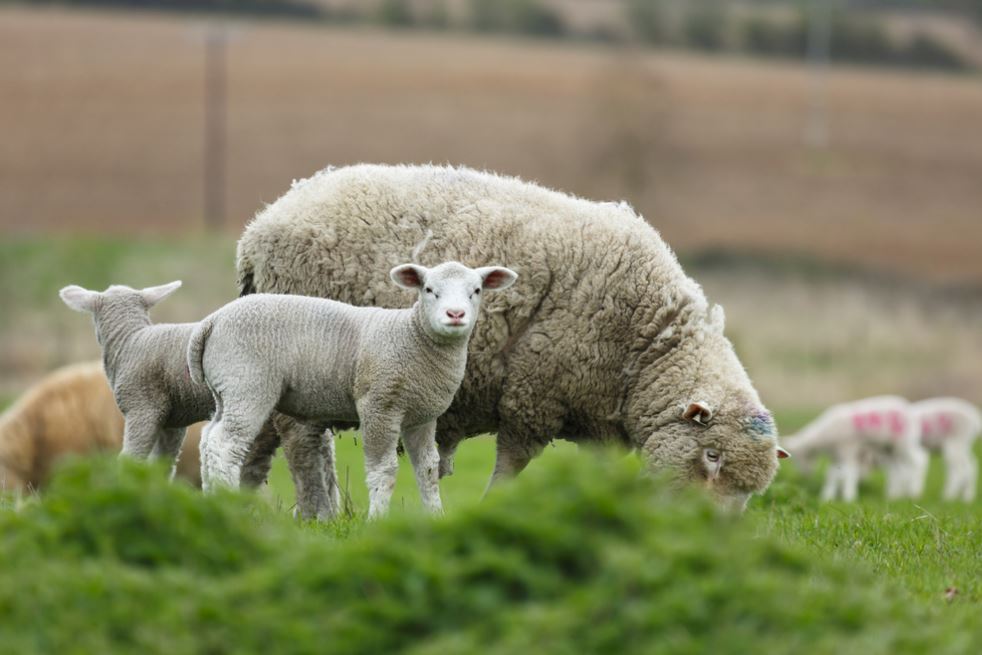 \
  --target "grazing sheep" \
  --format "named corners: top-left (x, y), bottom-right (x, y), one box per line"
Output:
top-left (782, 396), bottom-right (928, 502)
top-left (189, 261), bottom-right (517, 518)
top-left (910, 398), bottom-right (980, 502)
top-left (0, 362), bottom-right (203, 491)
top-left (235, 164), bottom-right (787, 509)
top-left (58, 282), bottom-right (278, 487)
